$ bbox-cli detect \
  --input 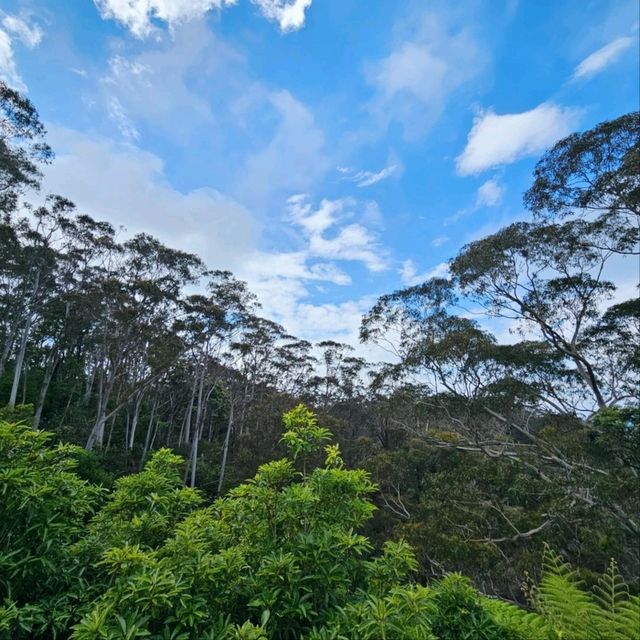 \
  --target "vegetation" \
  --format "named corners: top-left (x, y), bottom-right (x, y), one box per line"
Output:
top-left (0, 82), bottom-right (638, 636)
top-left (2, 411), bottom-right (638, 639)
